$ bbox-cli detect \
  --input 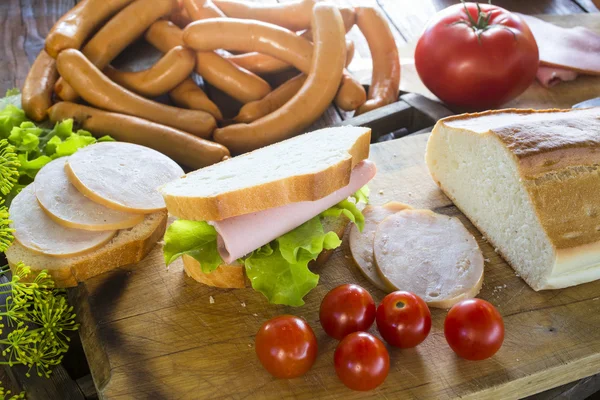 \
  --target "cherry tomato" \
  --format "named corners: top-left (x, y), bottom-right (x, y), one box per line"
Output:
top-left (255, 315), bottom-right (317, 378)
top-left (334, 332), bottom-right (389, 391)
top-left (444, 298), bottom-right (504, 361)
top-left (376, 291), bottom-right (431, 348)
top-left (415, 2), bottom-right (539, 109)
top-left (319, 284), bottom-right (376, 340)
